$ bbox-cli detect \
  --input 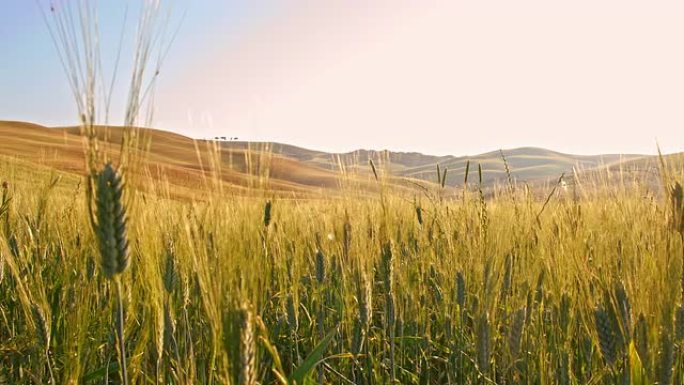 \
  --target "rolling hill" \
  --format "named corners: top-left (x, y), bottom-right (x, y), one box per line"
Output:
top-left (220, 141), bottom-right (647, 187)
top-left (0, 120), bottom-right (656, 197)
top-left (0, 121), bottom-right (362, 199)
